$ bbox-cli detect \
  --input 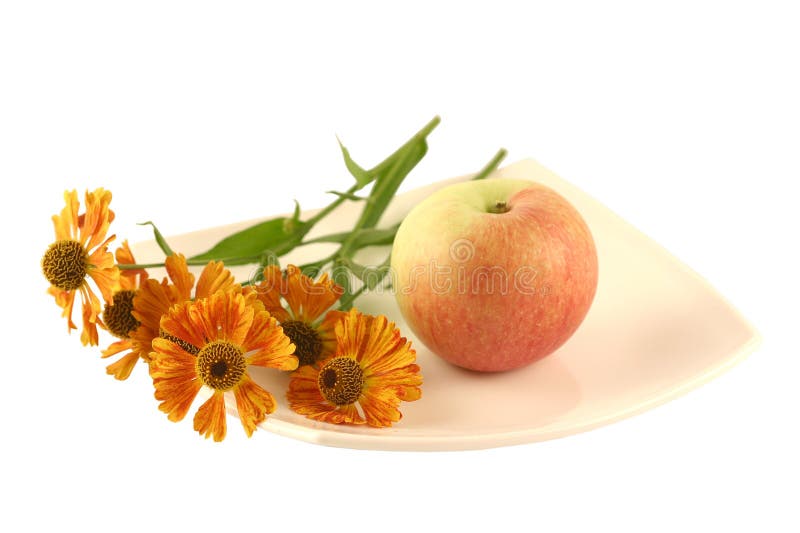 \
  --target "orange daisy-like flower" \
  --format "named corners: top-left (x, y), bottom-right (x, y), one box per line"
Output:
top-left (43, 188), bottom-right (120, 346)
top-left (99, 241), bottom-right (149, 380)
top-left (248, 264), bottom-right (344, 367)
top-left (287, 308), bottom-right (422, 427)
top-left (150, 290), bottom-right (298, 441)
top-left (108, 253), bottom-right (236, 380)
